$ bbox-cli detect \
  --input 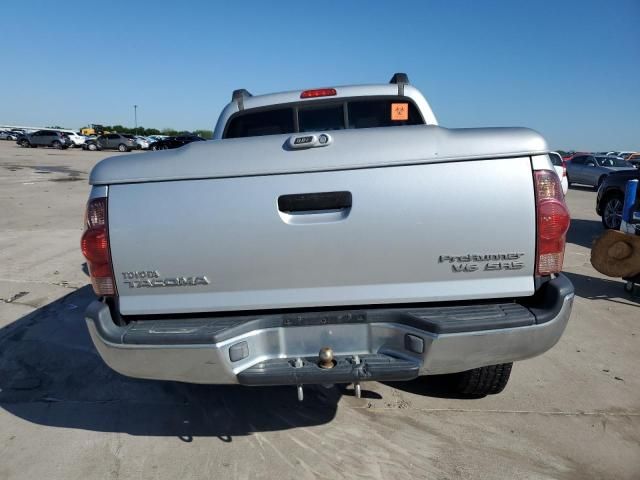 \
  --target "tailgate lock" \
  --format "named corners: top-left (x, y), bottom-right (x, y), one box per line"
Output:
top-left (287, 133), bottom-right (332, 150)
